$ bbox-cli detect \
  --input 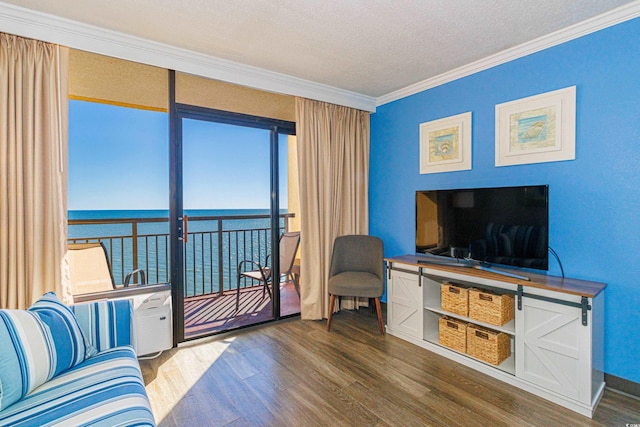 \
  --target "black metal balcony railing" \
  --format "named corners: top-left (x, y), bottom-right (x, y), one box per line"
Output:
top-left (68, 213), bottom-right (293, 298)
